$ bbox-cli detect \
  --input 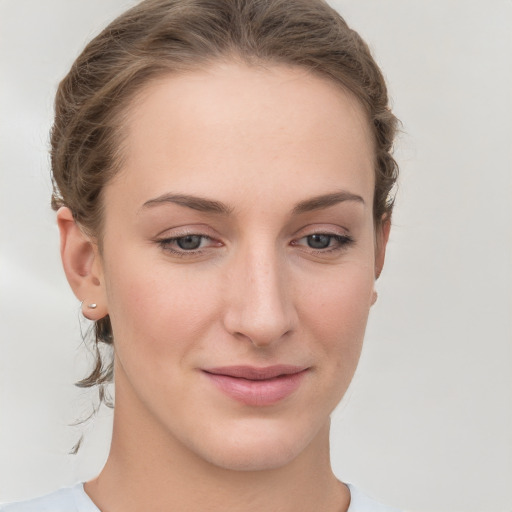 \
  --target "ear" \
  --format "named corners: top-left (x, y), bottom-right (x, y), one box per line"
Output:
top-left (374, 214), bottom-right (391, 280)
top-left (57, 207), bottom-right (108, 320)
